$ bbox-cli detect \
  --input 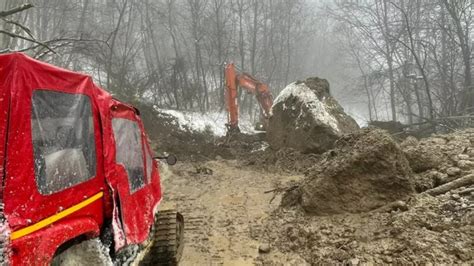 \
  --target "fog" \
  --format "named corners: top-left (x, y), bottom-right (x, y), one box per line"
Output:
top-left (1, 0), bottom-right (473, 127)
